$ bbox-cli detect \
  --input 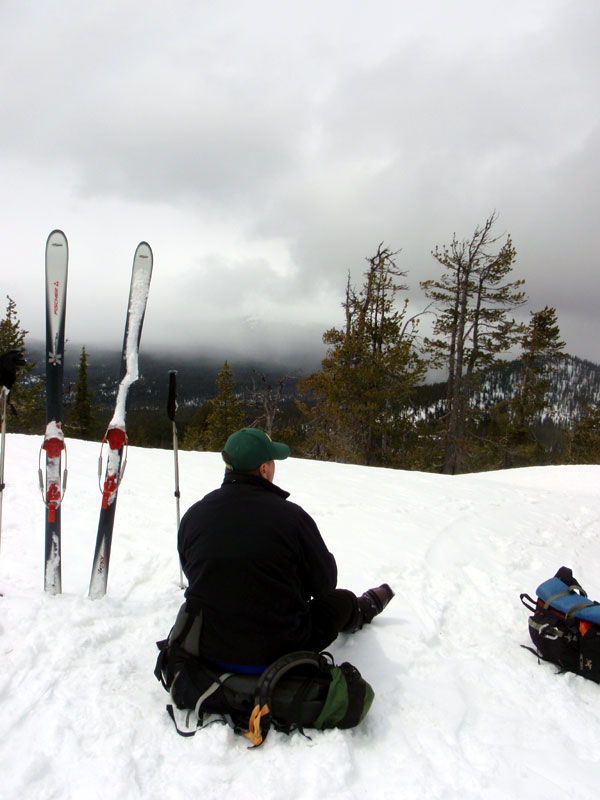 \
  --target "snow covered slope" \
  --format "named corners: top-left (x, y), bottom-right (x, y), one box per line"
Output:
top-left (1, 434), bottom-right (599, 799)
